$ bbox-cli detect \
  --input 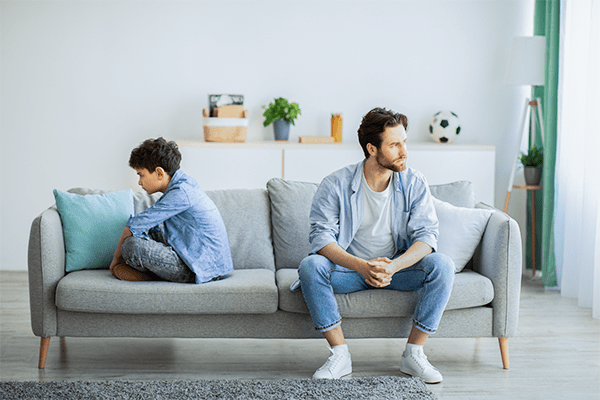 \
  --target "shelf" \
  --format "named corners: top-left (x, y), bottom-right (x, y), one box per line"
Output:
top-left (513, 185), bottom-right (543, 190)
top-left (177, 139), bottom-right (495, 151)
top-left (176, 139), bottom-right (352, 150)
